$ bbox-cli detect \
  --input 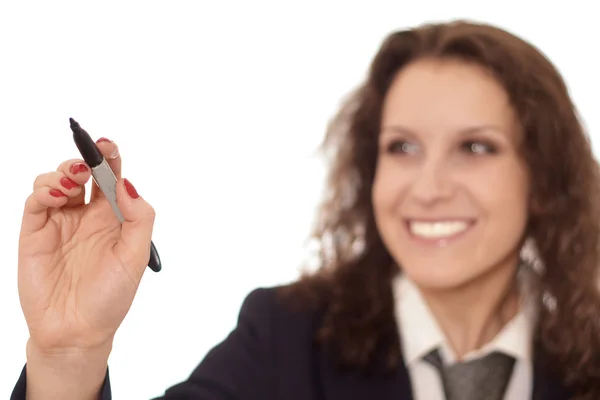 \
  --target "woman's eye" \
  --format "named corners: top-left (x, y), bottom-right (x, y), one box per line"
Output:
top-left (462, 141), bottom-right (497, 155)
top-left (387, 140), bottom-right (419, 155)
